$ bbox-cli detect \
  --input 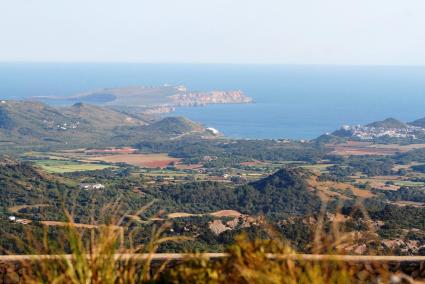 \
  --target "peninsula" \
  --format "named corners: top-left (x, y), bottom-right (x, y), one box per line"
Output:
top-left (33, 85), bottom-right (253, 114)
